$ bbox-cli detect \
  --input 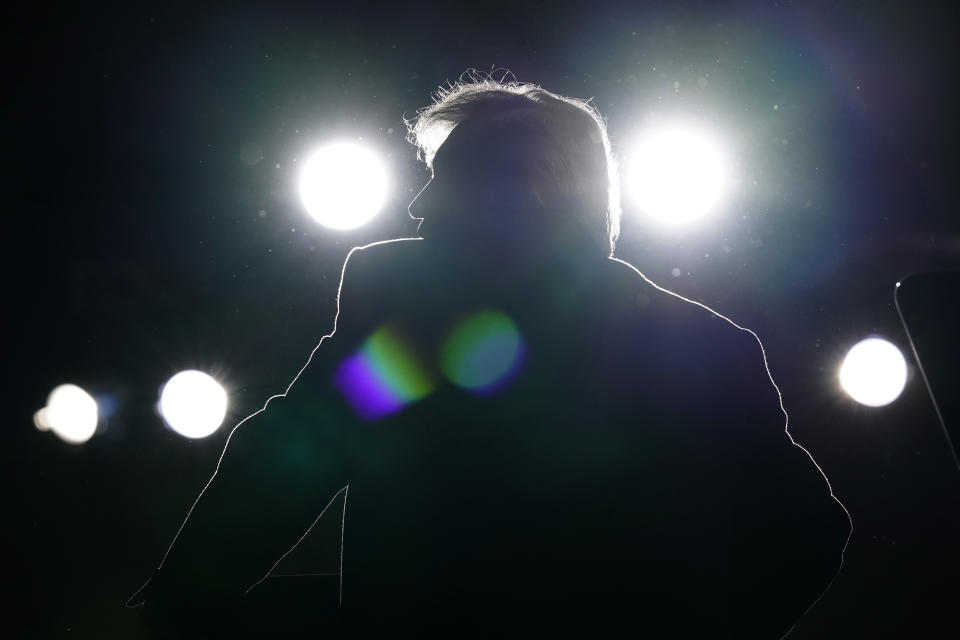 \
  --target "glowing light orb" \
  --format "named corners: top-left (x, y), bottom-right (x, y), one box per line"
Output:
top-left (440, 310), bottom-right (524, 394)
top-left (158, 370), bottom-right (228, 438)
top-left (298, 142), bottom-right (389, 230)
top-left (334, 327), bottom-right (435, 420)
top-left (625, 123), bottom-right (731, 225)
top-left (839, 337), bottom-right (908, 407)
top-left (34, 383), bottom-right (98, 444)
